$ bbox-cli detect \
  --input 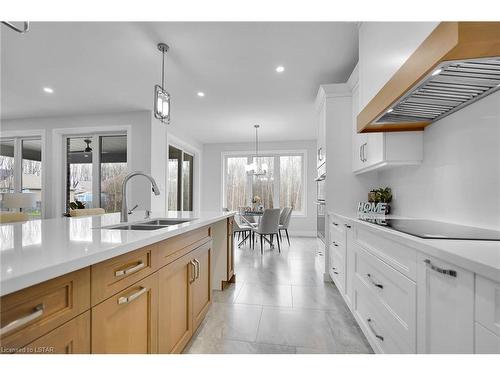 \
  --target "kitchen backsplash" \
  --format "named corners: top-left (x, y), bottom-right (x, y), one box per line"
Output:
top-left (377, 90), bottom-right (500, 230)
